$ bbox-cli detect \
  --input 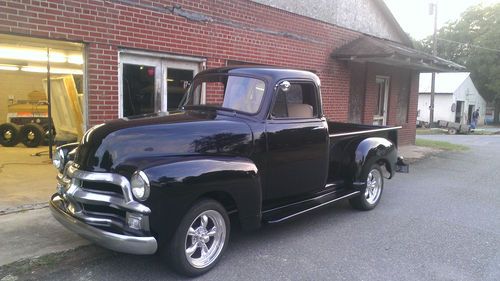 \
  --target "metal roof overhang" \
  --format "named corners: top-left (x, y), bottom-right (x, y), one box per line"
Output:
top-left (332, 36), bottom-right (465, 72)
